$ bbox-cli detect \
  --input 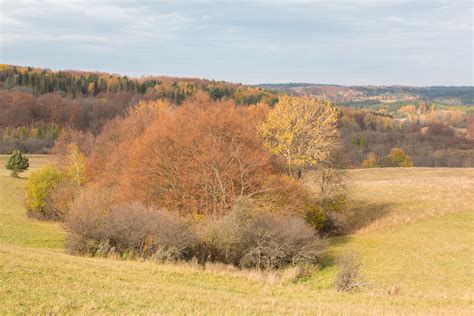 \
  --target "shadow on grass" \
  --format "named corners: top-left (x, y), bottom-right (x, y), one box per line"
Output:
top-left (344, 199), bottom-right (394, 233)
top-left (319, 200), bottom-right (393, 270)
